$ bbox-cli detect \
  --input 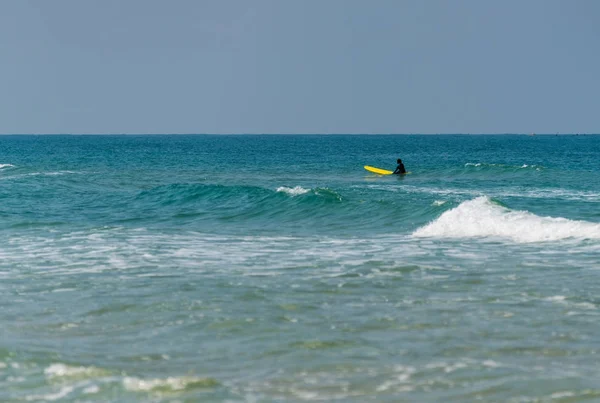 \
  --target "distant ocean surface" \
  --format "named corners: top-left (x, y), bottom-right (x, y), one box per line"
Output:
top-left (1, 134), bottom-right (600, 402)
